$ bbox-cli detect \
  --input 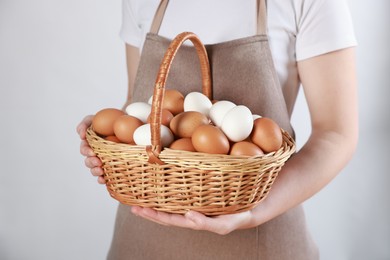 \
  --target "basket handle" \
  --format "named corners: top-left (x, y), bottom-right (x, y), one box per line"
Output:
top-left (147, 32), bottom-right (212, 163)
